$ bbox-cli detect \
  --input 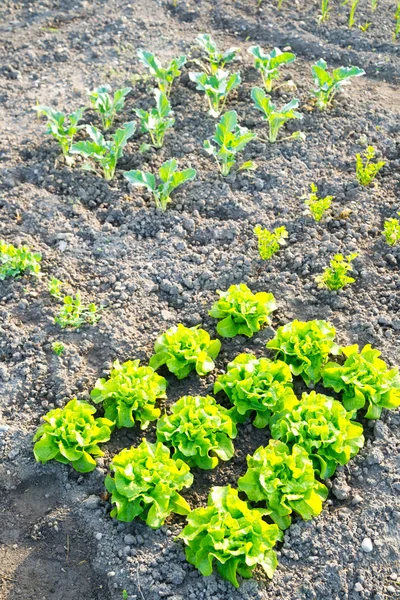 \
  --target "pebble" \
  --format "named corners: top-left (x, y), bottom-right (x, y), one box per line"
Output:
top-left (354, 582), bottom-right (364, 592)
top-left (361, 538), bottom-right (373, 553)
